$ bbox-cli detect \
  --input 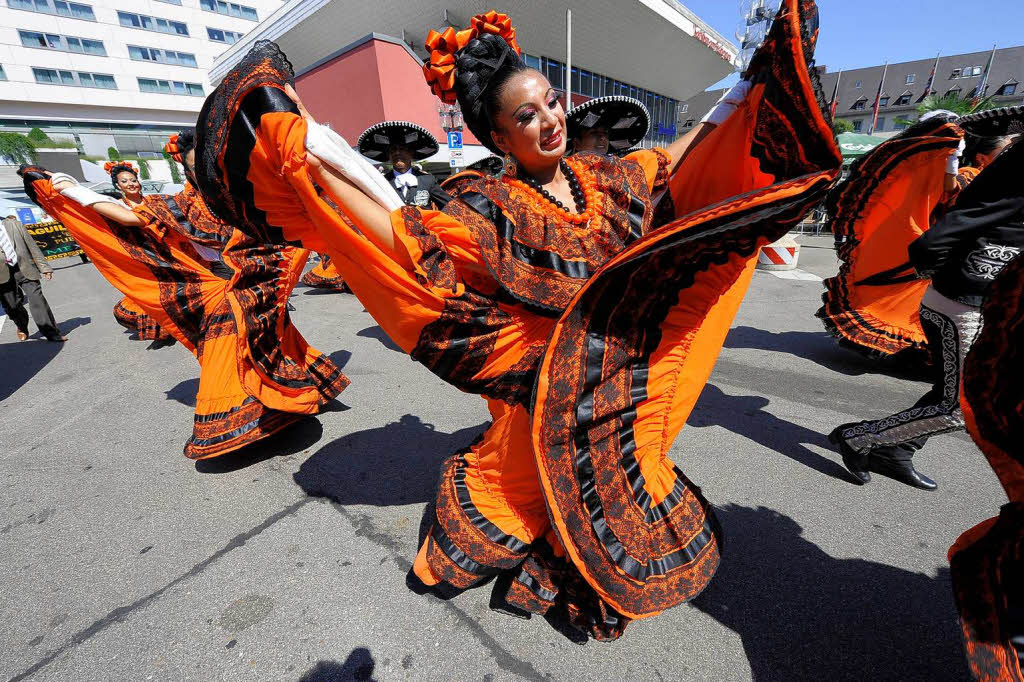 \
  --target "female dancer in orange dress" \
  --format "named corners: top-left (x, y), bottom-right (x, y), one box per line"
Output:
top-left (300, 253), bottom-right (348, 291)
top-left (820, 111), bottom-right (1020, 362)
top-left (194, 1), bottom-right (840, 637)
top-left (105, 161), bottom-right (177, 346)
top-left (18, 160), bottom-right (349, 461)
